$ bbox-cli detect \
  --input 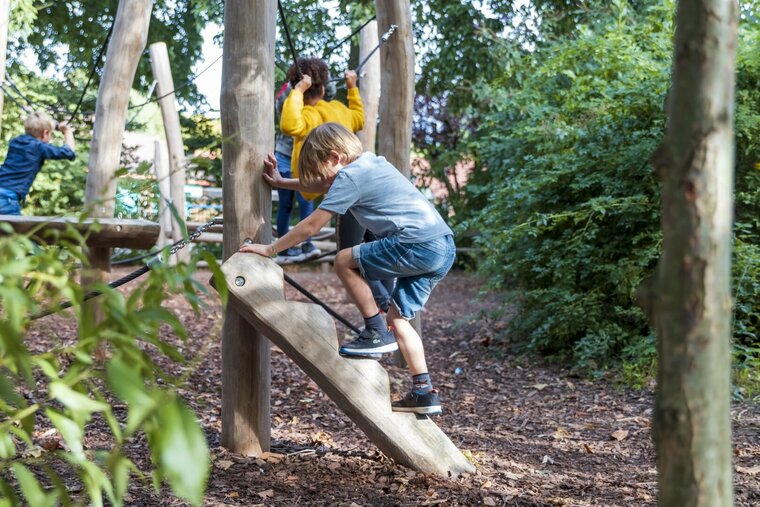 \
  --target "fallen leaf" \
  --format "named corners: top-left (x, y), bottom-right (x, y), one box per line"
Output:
top-left (541, 455), bottom-right (554, 465)
top-left (583, 443), bottom-right (594, 454)
top-left (736, 465), bottom-right (760, 475)
top-left (553, 427), bottom-right (570, 440)
top-left (215, 459), bottom-right (234, 470)
top-left (611, 429), bottom-right (629, 441)
top-left (258, 489), bottom-right (274, 499)
top-left (227, 491), bottom-right (239, 498)
top-left (530, 383), bottom-right (548, 391)
top-left (503, 471), bottom-right (522, 480)
top-left (483, 497), bottom-right (497, 506)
